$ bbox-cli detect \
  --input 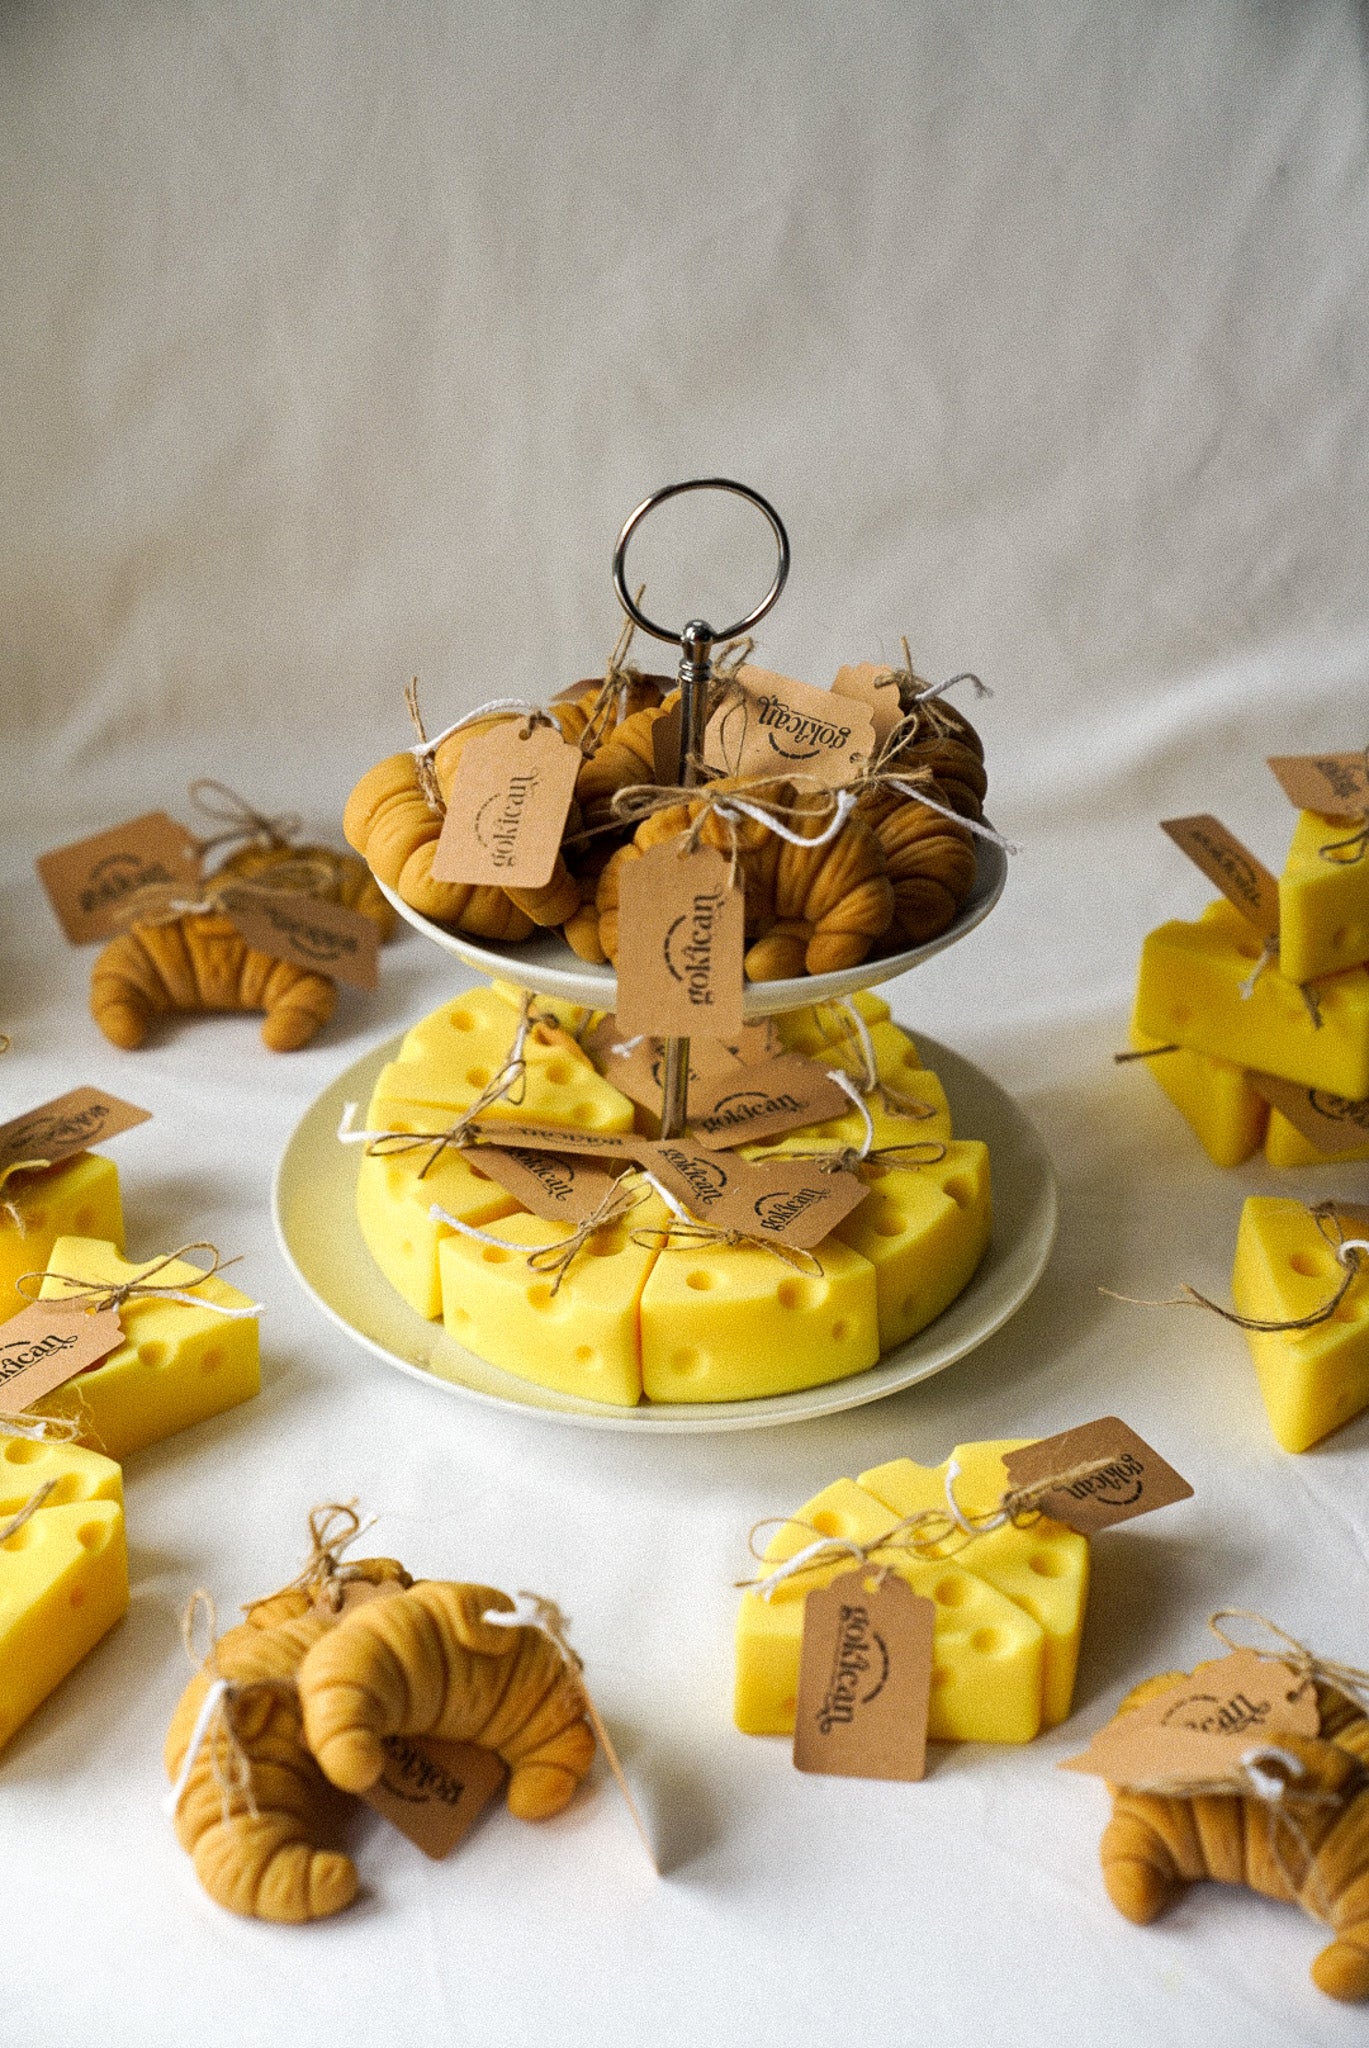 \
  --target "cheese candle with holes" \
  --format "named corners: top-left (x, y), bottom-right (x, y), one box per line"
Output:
top-left (437, 1191), bottom-right (668, 1406)
top-left (1126, 1020), bottom-right (1269, 1168)
top-left (396, 984), bottom-right (592, 1070)
top-left (734, 1468), bottom-right (1048, 1741)
top-left (858, 1441), bottom-right (1089, 1726)
top-left (1134, 900), bottom-right (1369, 1097)
top-left (1279, 810), bottom-right (1369, 984)
top-left (1230, 1196), bottom-right (1369, 1452)
top-left (0, 1440), bottom-right (127, 1752)
top-left (355, 1110), bottom-right (519, 1318)
top-left (773, 991), bottom-right (894, 1058)
top-left (638, 1236), bottom-right (879, 1403)
top-left (830, 1141), bottom-right (991, 1350)
top-left (35, 1239), bottom-right (260, 1458)
top-left (0, 1155), bottom-right (124, 1325)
